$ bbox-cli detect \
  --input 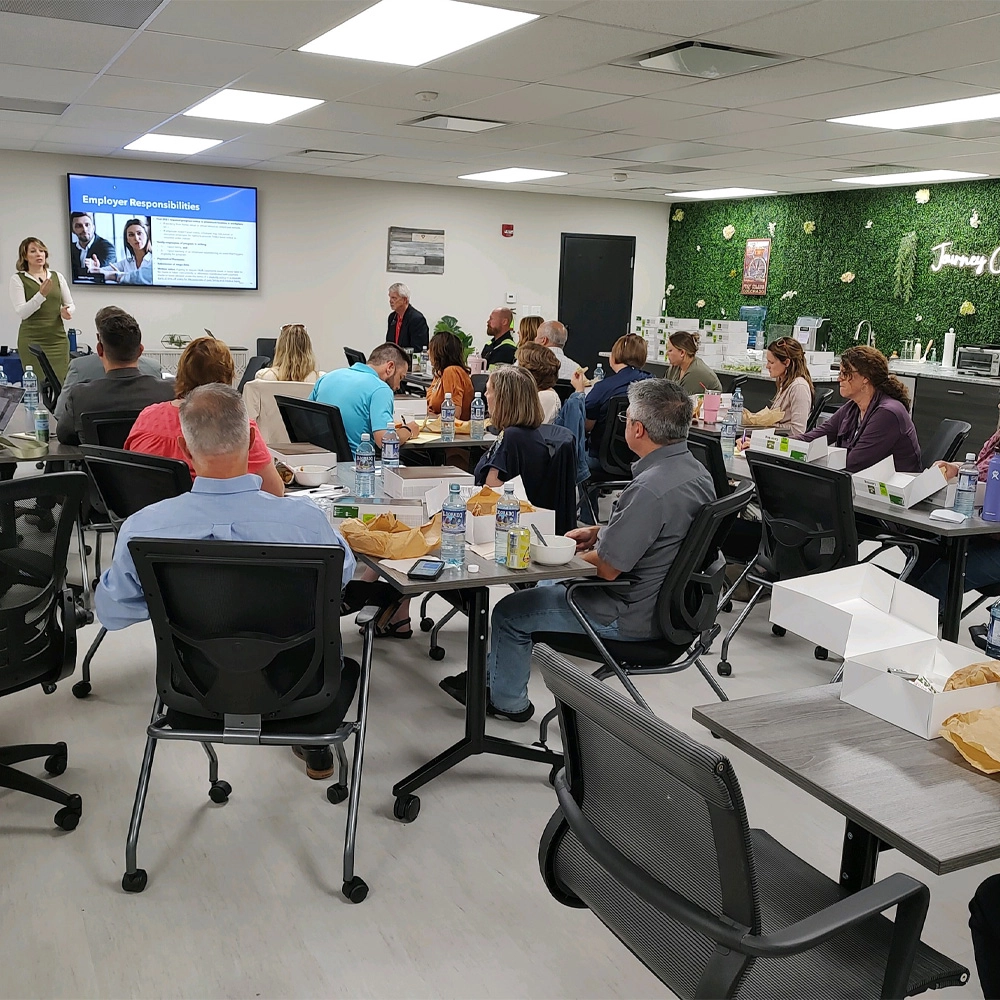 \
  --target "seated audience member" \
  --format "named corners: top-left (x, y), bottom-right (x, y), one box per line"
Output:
top-left (481, 307), bottom-right (517, 368)
top-left (426, 330), bottom-right (474, 421)
top-left (473, 366), bottom-right (548, 488)
top-left (746, 336), bottom-right (814, 437)
top-left (665, 331), bottom-right (722, 394)
top-left (516, 341), bottom-right (562, 424)
top-left (310, 343), bottom-right (419, 454)
top-left (125, 336), bottom-right (285, 498)
top-left (801, 345), bottom-right (919, 474)
top-left (56, 306), bottom-right (174, 445)
top-left (535, 320), bottom-right (581, 380)
top-left (971, 875), bottom-right (1000, 1000)
top-left (517, 314), bottom-right (543, 347)
top-left (96, 384), bottom-right (366, 780)
top-left (574, 333), bottom-right (651, 467)
top-left (440, 379), bottom-right (715, 719)
top-left (255, 324), bottom-right (322, 383)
